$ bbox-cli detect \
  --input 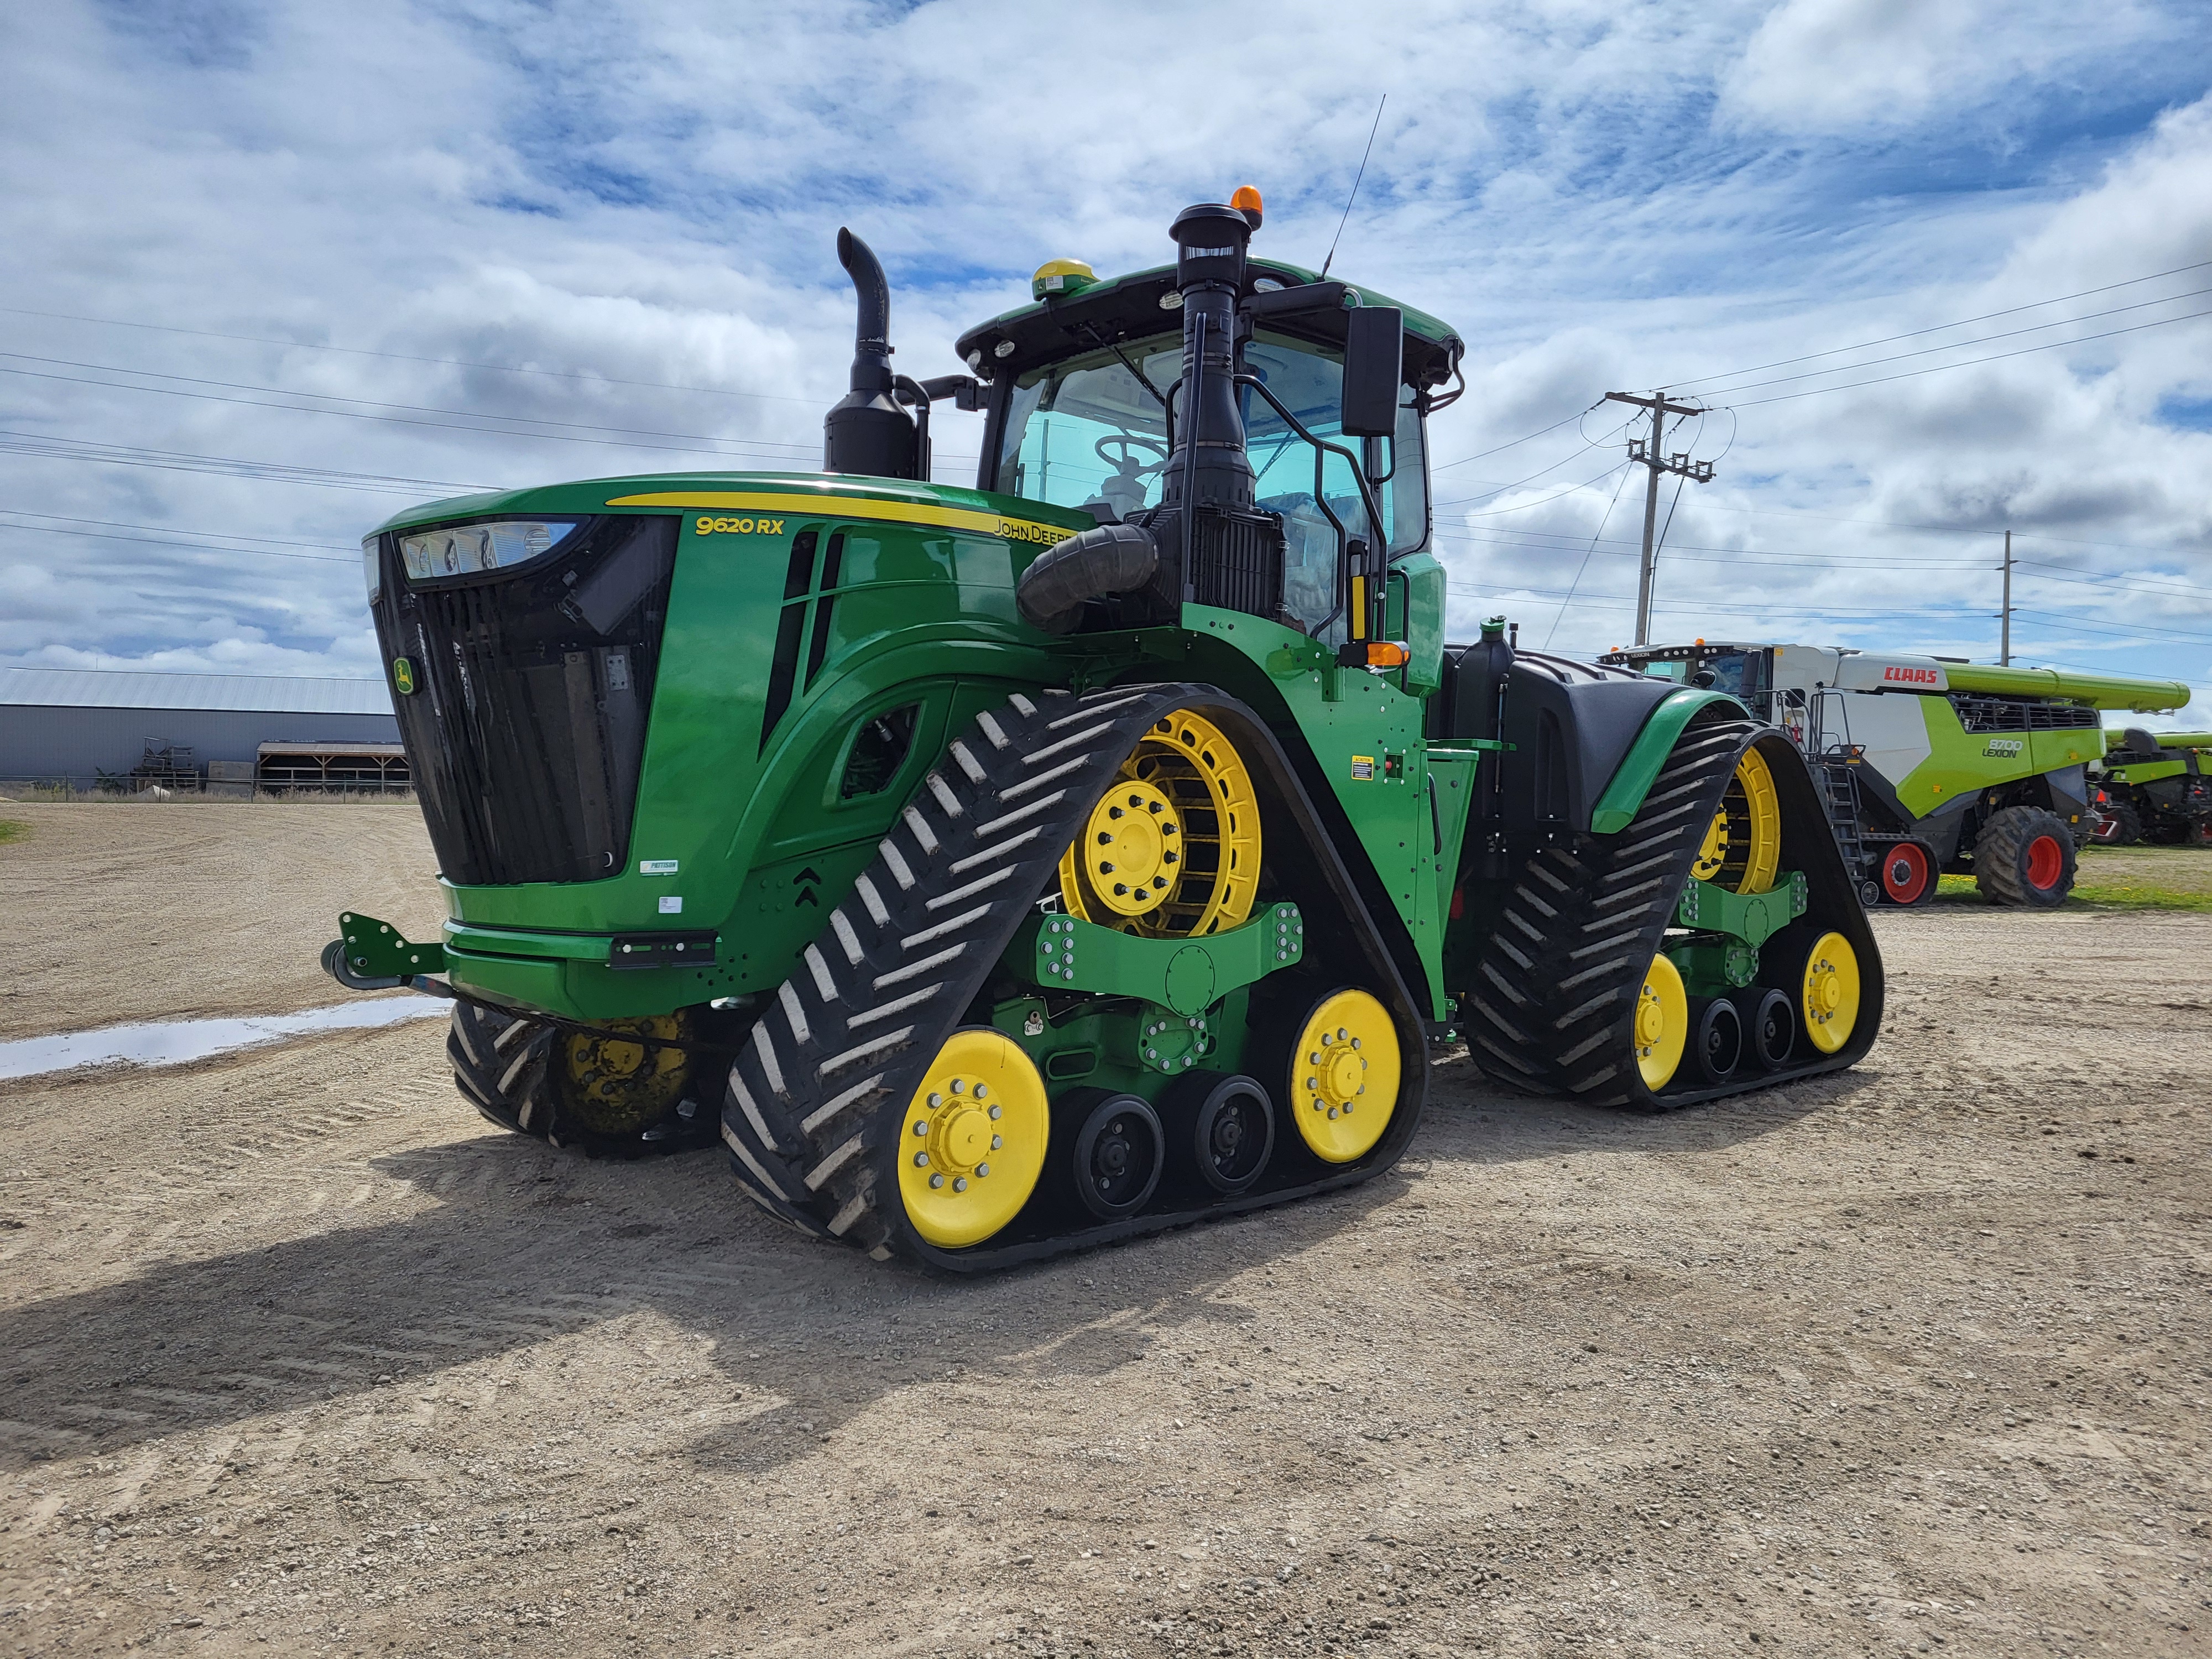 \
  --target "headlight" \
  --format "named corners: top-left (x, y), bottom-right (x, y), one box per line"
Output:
top-left (398, 520), bottom-right (578, 581)
top-left (362, 534), bottom-right (383, 606)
